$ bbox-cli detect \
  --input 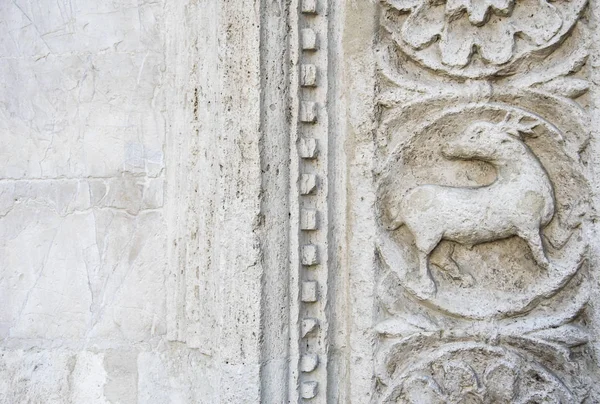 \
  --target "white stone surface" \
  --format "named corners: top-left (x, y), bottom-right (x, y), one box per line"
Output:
top-left (3, 0), bottom-right (600, 402)
top-left (0, 1), bottom-right (186, 402)
top-left (0, 0), bottom-right (167, 343)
